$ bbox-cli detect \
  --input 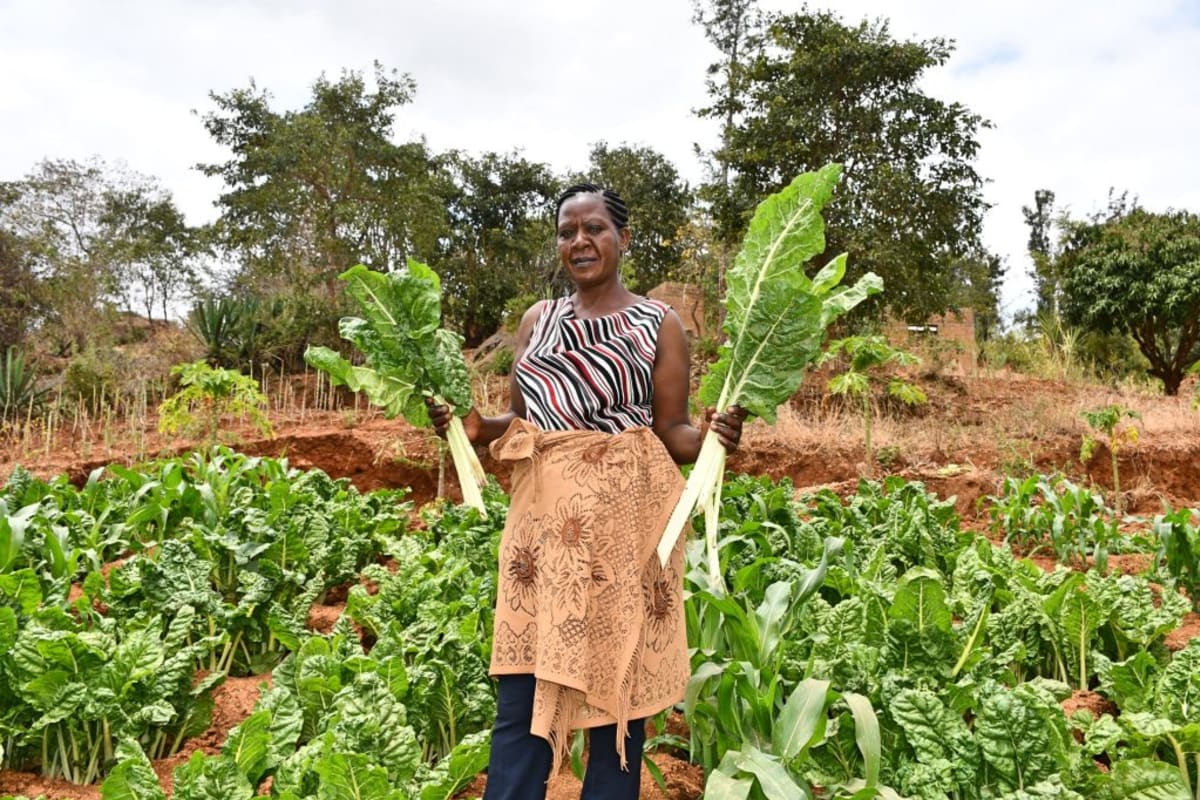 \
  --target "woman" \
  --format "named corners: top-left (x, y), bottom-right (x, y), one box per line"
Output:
top-left (428, 183), bottom-right (744, 799)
